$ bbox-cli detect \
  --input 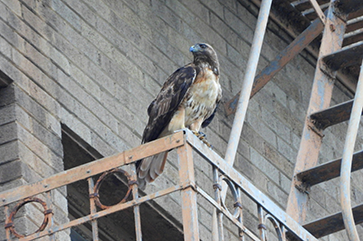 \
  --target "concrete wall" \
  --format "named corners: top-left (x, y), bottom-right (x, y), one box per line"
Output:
top-left (0, 0), bottom-right (362, 240)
